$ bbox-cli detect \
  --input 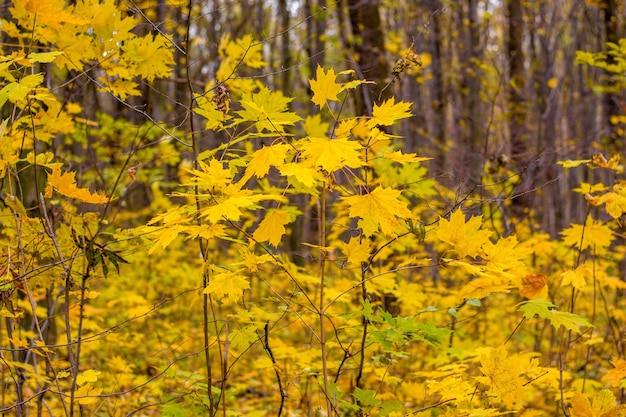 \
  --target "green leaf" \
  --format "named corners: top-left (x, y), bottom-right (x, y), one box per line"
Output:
top-left (416, 320), bottom-right (452, 346)
top-left (549, 311), bottom-right (594, 334)
top-left (467, 298), bottom-right (481, 307)
top-left (380, 400), bottom-right (404, 416)
top-left (355, 387), bottom-right (381, 407)
top-left (362, 299), bottom-right (374, 320)
top-left (517, 299), bottom-right (556, 320)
